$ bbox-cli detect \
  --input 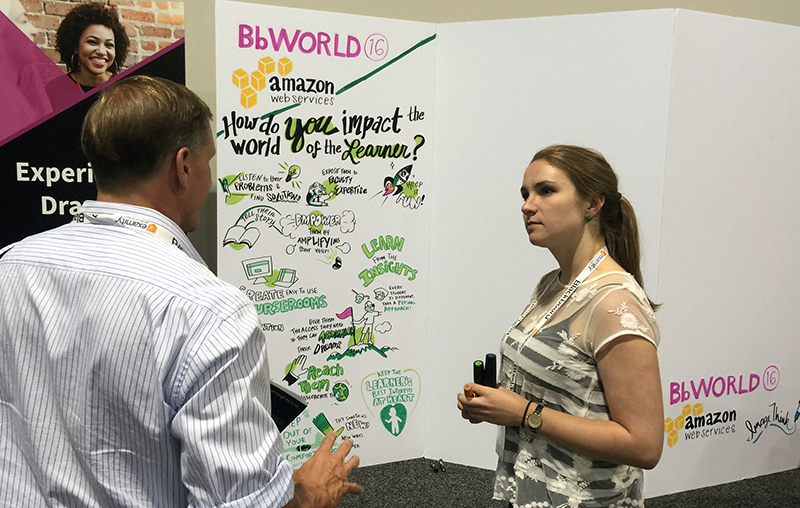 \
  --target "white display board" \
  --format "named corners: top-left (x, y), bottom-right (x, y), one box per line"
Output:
top-left (425, 9), bottom-right (674, 475)
top-left (647, 10), bottom-right (800, 496)
top-left (216, 1), bottom-right (435, 466)
top-left (216, 3), bottom-right (800, 497)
